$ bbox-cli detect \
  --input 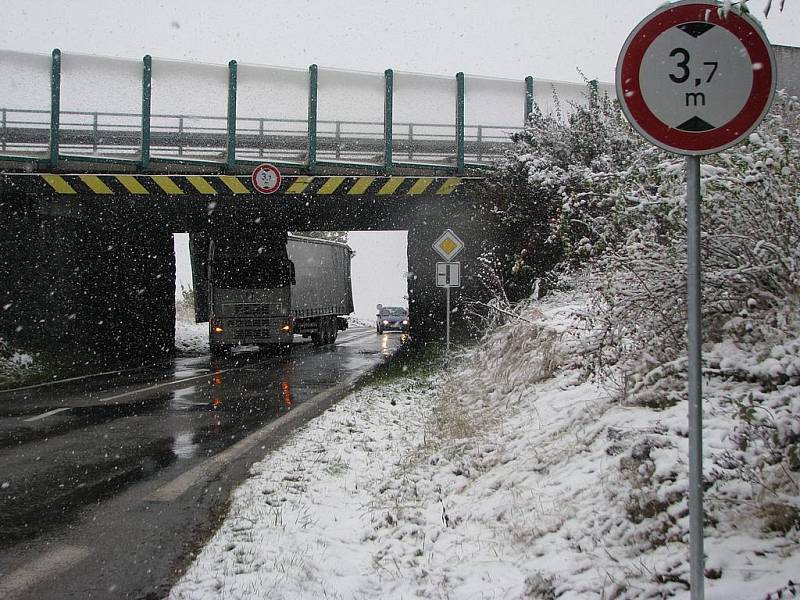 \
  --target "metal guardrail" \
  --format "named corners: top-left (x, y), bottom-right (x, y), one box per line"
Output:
top-left (0, 107), bottom-right (517, 169)
top-left (0, 50), bottom-right (537, 173)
